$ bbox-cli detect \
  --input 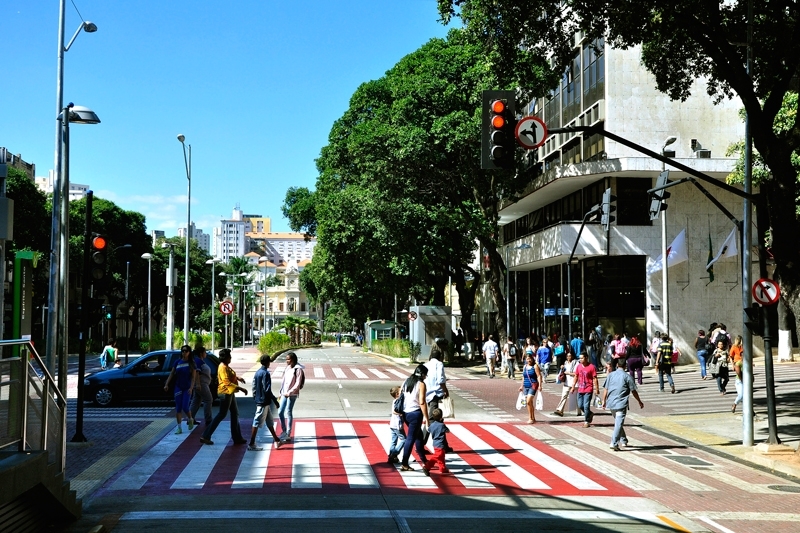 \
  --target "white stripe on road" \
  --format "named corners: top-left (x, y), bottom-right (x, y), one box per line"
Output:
top-left (698, 517), bottom-right (738, 533)
top-left (488, 425), bottom-right (605, 491)
top-left (448, 424), bottom-right (550, 490)
top-left (314, 367), bottom-right (326, 378)
top-left (332, 367), bottom-right (348, 379)
top-left (292, 422), bottom-right (321, 488)
top-left (111, 426), bottom-right (193, 490)
top-left (343, 399), bottom-right (351, 408)
top-left (171, 437), bottom-right (227, 489)
top-left (232, 433), bottom-right (274, 489)
top-left (368, 368), bottom-right (390, 379)
top-left (352, 368), bottom-right (369, 379)
top-left (386, 369), bottom-right (409, 379)
top-left (422, 443), bottom-right (492, 489)
top-left (333, 423), bottom-right (379, 488)
top-left (369, 423), bottom-right (437, 489)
